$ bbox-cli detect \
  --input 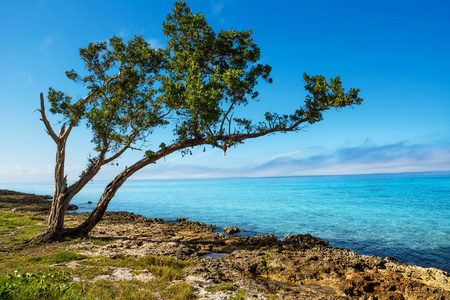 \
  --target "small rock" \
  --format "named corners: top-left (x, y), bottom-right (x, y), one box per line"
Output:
top-left (224, 226), bottom-right (240, 235)
top-left (67, 204), bottom-right (78, 210)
